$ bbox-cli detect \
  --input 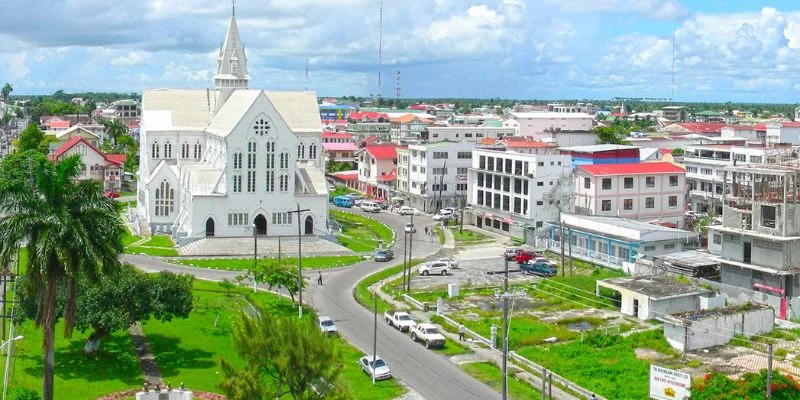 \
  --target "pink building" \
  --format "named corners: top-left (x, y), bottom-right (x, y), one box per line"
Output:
top-left (356, 145), bottom-right (398, 199)
top-left (574, 162), bottom-right (686, 228)
top-left (49, 137), bottom-right (126, 191)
